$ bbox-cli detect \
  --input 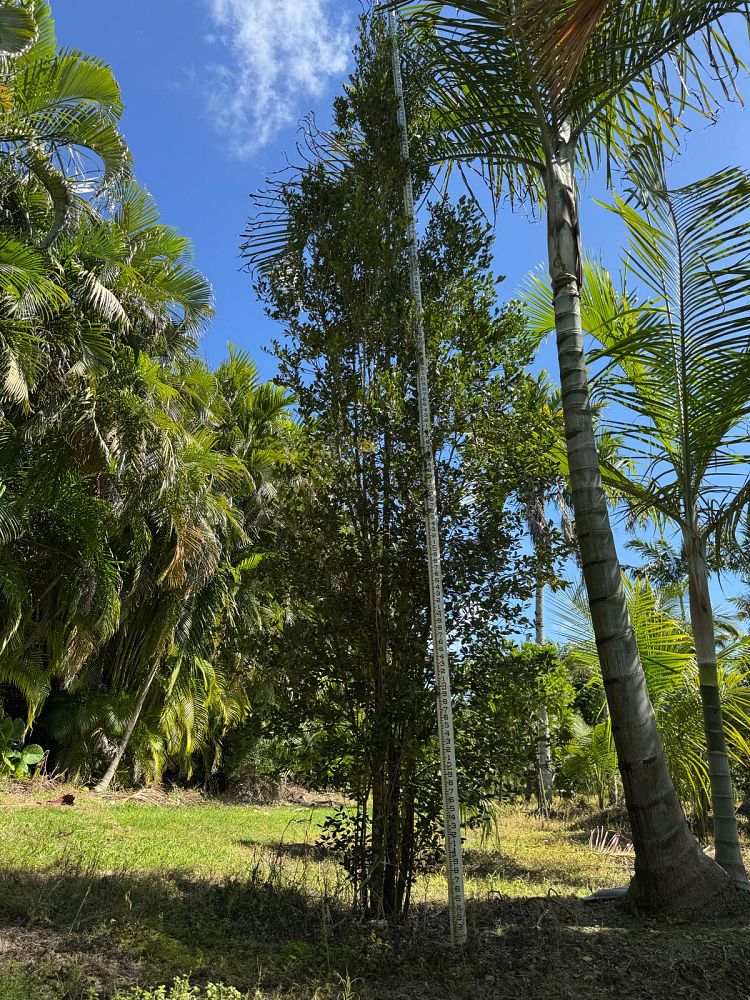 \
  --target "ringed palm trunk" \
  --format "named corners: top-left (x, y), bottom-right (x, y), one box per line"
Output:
top-left (94, 658), bottom-right (161, 793)
top-left (535, 581), bottom-right (553, 815)
top-left (683, 526), bottom-right (746, 880)
top-left (545, 128), bottom-right (734, 912)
